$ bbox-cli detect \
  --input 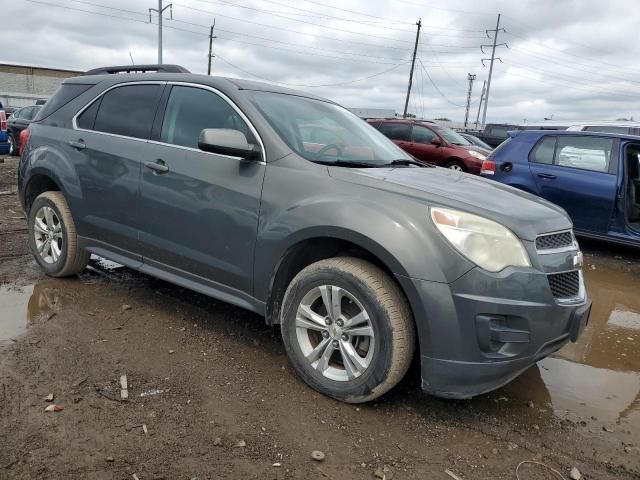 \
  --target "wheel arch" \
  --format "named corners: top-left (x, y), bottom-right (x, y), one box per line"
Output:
top-left (263, 228), bottom-right (418, 328)
top-left (22, 170), bottom-right (64, 213)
